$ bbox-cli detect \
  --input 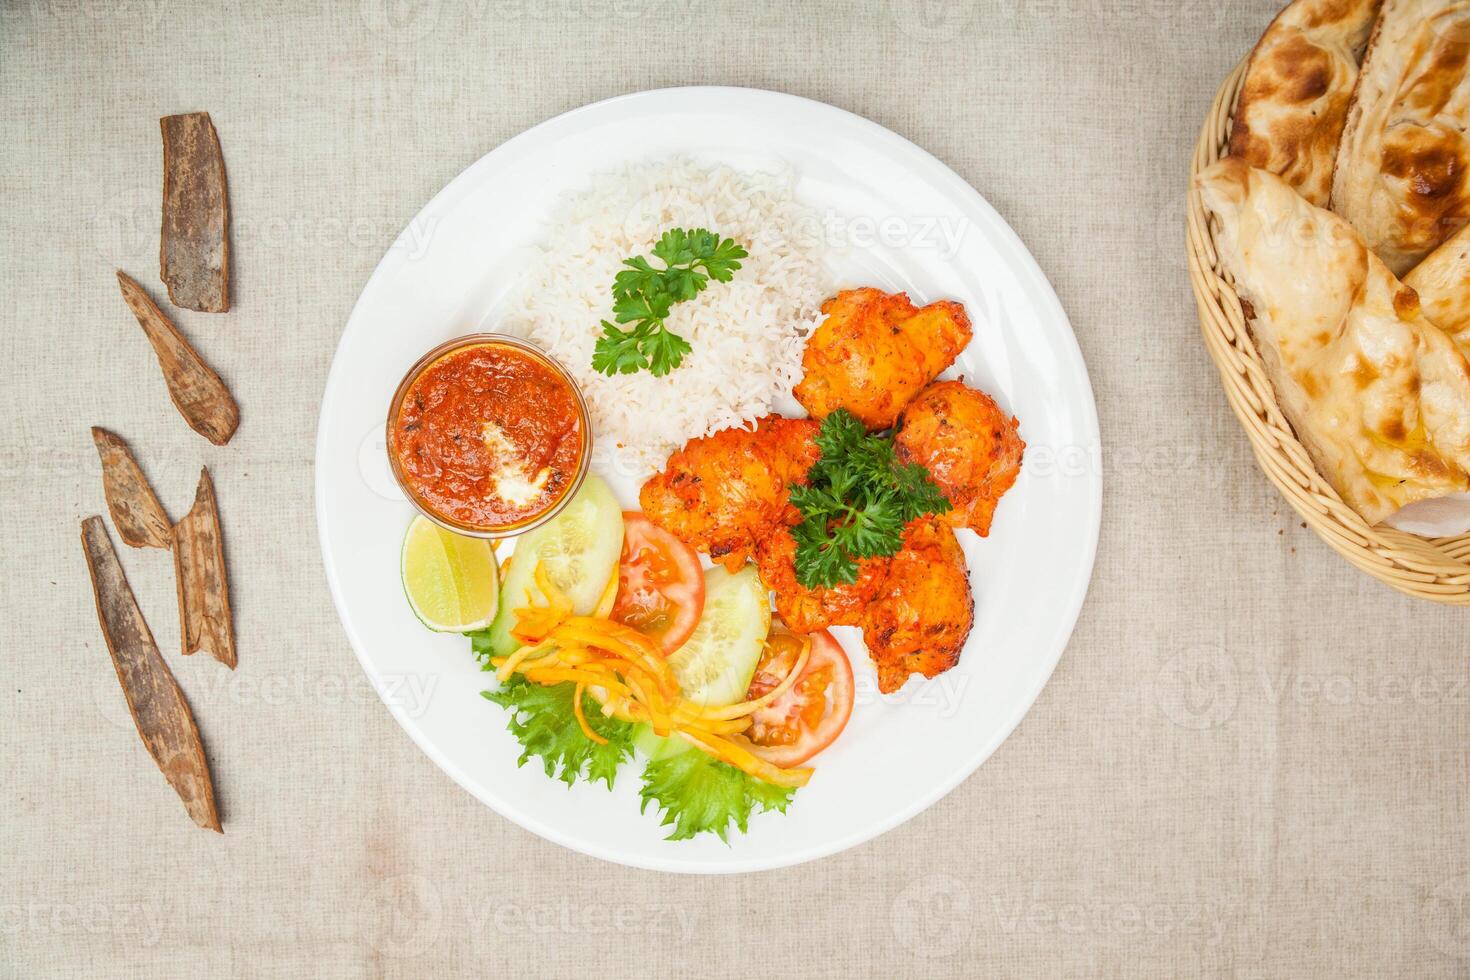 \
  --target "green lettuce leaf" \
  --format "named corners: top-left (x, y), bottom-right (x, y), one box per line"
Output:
top-left (638, 749), bottom-right (797, 842)
top-left (482, 676), bottom-right (634, 789)
top-left (468, 628), bottom-right (496, 668)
